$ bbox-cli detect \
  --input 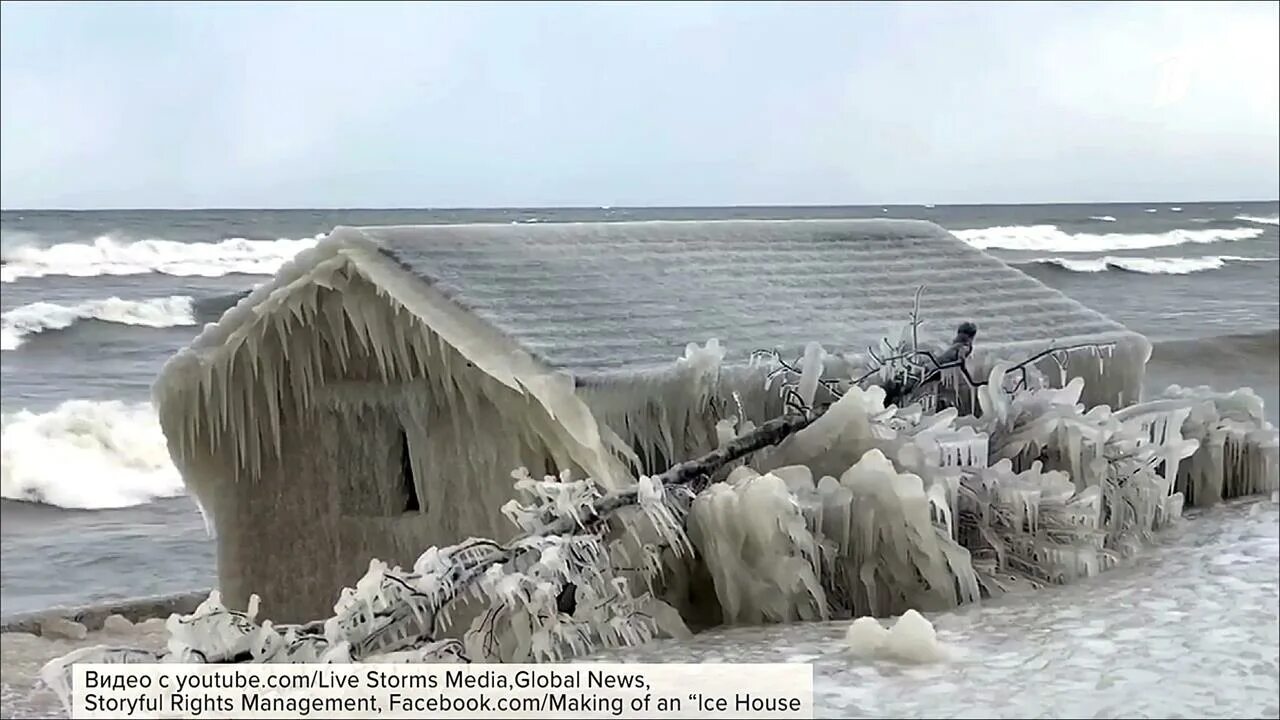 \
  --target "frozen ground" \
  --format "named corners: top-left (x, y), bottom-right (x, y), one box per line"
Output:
top-left (593, 497), bottom-right (1274, 712)
top-left (2, 497), bottom-right (1277, 719)
top-left (596, 496), bottom-right (1280, 718)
